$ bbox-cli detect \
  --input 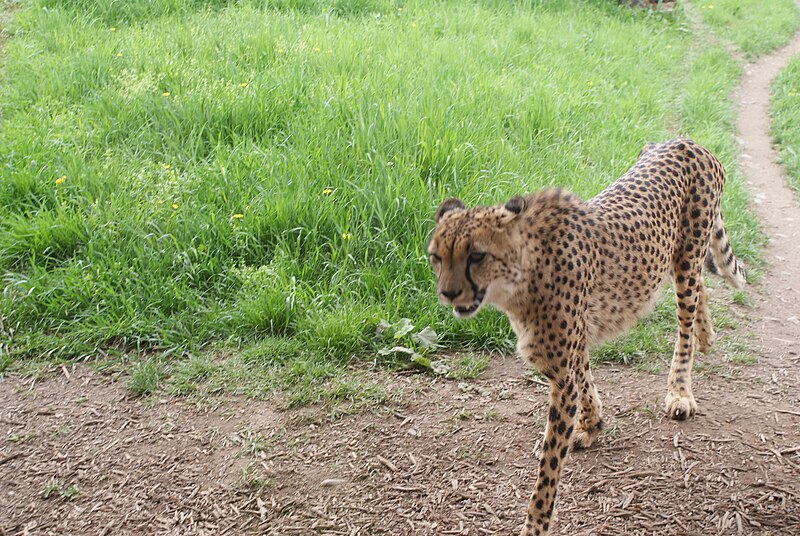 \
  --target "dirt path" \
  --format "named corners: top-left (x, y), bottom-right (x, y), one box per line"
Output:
top-left (735, 23), bottom-right (800, 377)
top-left (2, 7), bottom-right (800, 536)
